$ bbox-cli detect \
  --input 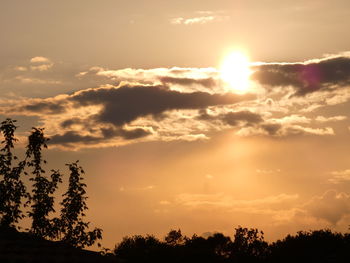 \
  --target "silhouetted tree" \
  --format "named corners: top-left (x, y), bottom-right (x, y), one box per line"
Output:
top-left (207, 233), bottom-right (231, 259)
top-left (1, 118), bottom-right (102, 249)
top-left (57, 161), bottom-right (102, 248)
top-left (114, 235), bottom-right (165, 262)
top-left (0, 119), bottom-right (28, 228)
top-left (26, 127), bottom-right (62, 238)
top-left (230, 226), bottom-right (269, 262)
top-left (182, 233), bottom-right (230, 263)
top-left (165, 229), bottom-right (185, 246)
top-left (268, 229), bottom-right (350, 263)
top-left (112, 227), bottom-right (350, 263)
